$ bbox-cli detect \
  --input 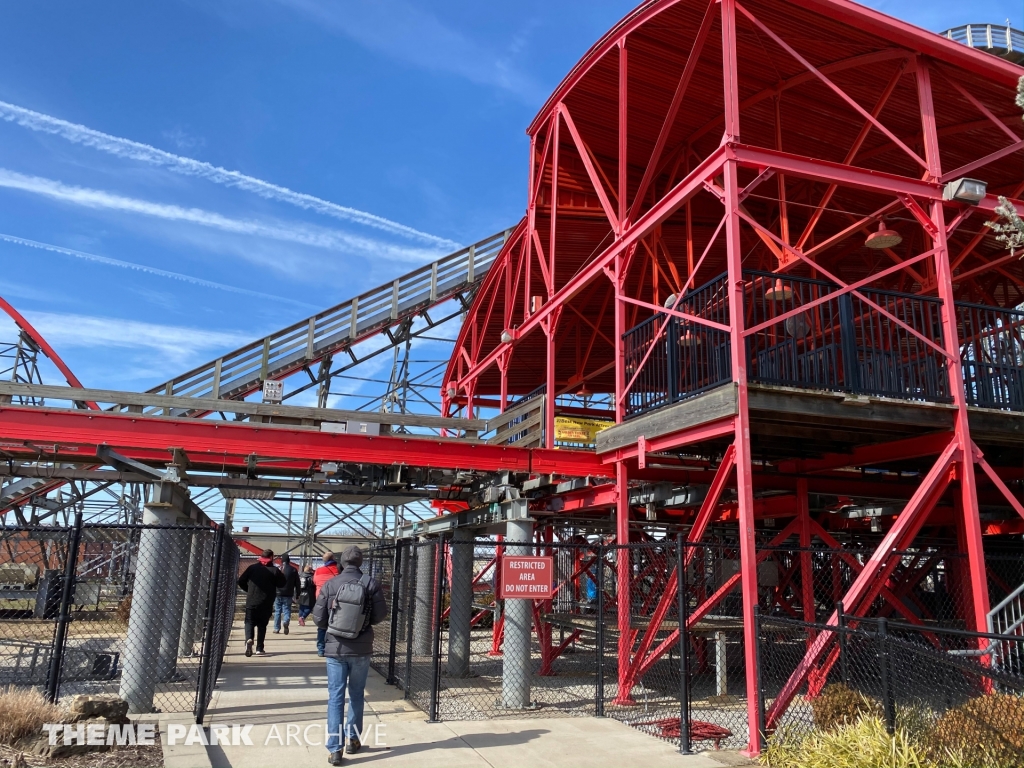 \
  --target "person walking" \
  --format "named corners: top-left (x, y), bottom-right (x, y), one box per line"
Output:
top-left (273, 554), bottom-right (300, 634)
top-left (313, 546), bottom-right (387, 766)
top-left (297, 565), bottom-right (315, 626)
top-left (237, 549), bottom-right (286, 657)
top-left (313, 552), bottom-right (340, 657)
